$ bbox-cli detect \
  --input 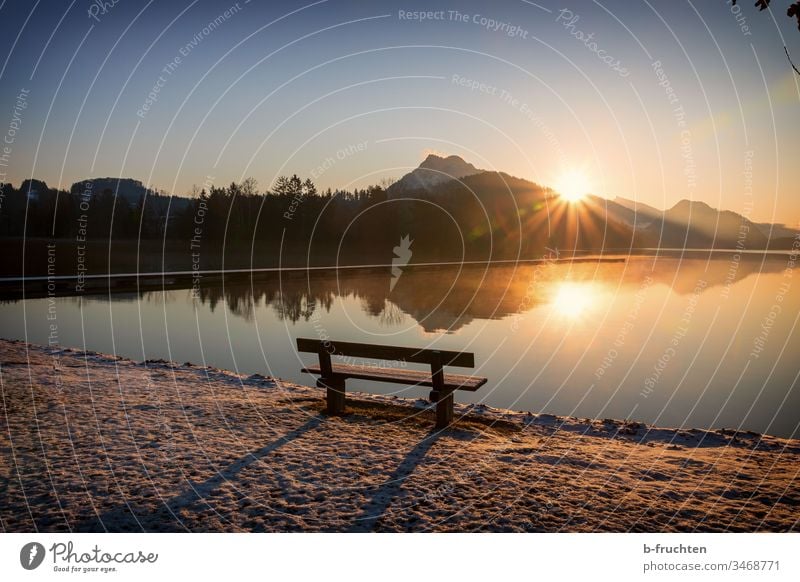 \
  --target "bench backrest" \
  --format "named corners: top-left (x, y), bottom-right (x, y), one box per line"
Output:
top-left (296, 338), bottom-right (475, 368)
